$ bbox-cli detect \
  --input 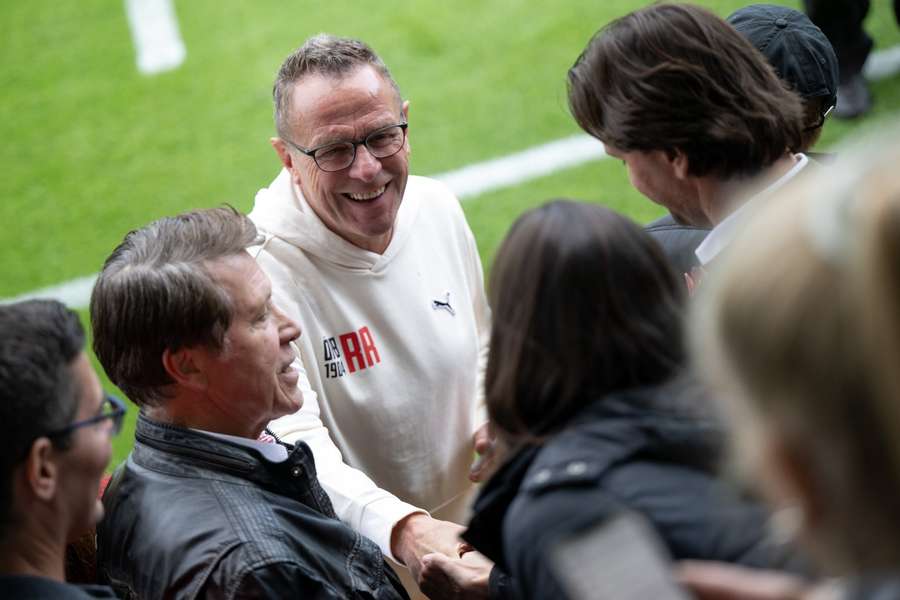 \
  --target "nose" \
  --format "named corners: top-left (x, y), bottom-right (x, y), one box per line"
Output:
top-left (274, 304), bottom-right (301, 345)
top-left (348, 144), bottom-right (382, 182)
